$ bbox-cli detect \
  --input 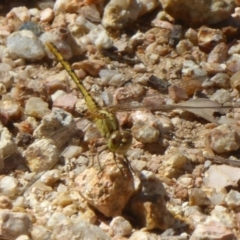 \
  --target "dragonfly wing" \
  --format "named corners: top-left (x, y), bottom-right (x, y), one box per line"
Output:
top-left (177, 98), bottom-right (227, 123)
